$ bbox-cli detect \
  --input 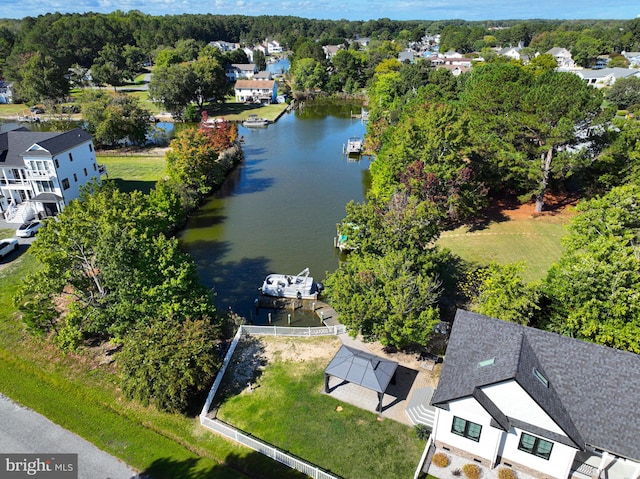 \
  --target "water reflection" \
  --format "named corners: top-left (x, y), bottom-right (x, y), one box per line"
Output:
top-left (180, 101), bottom-right (370, 325)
